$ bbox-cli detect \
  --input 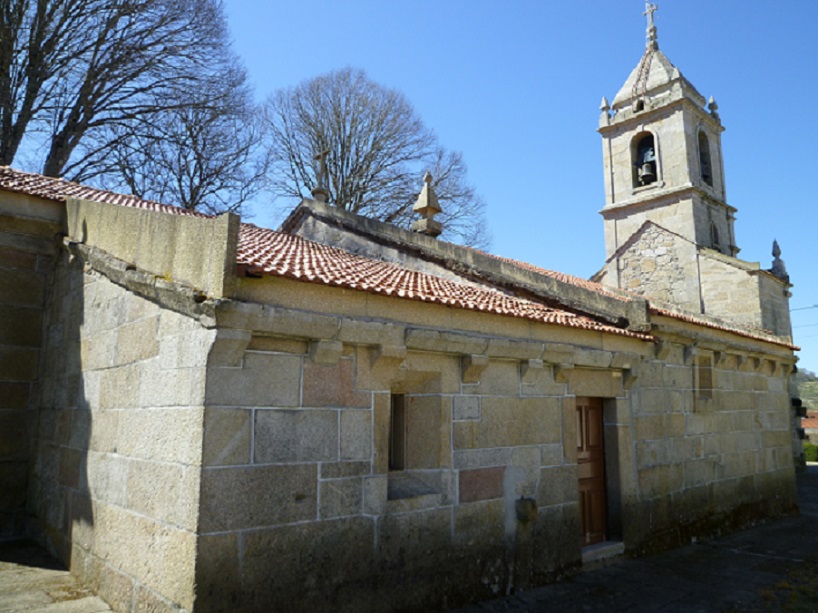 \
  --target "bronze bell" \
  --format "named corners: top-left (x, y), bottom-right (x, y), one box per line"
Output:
top-left (639, 162), bottom-right (656, 183)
